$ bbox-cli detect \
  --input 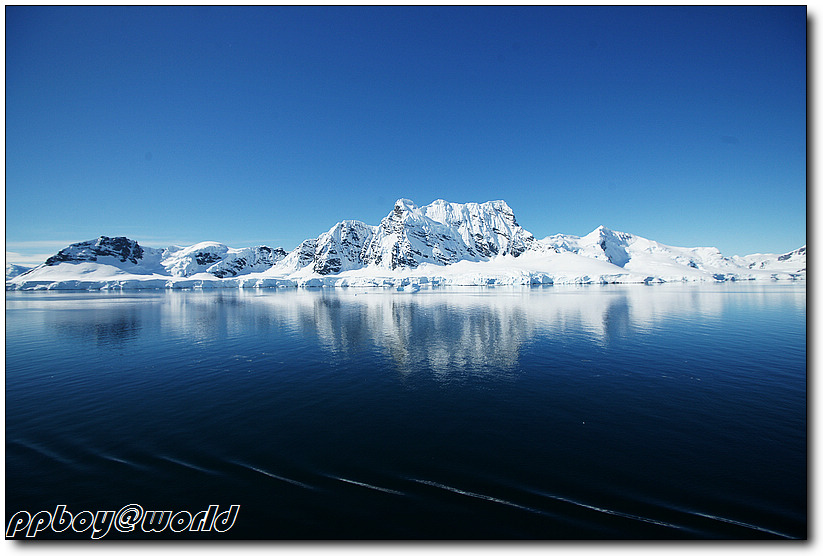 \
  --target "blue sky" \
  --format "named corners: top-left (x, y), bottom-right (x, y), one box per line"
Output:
top-left (5, 5), bottom-right (806, 265)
